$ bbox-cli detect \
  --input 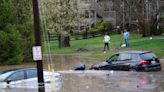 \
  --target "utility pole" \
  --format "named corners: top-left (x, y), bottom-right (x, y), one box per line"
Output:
top-left (32, 0), bottom-right (44, 86)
